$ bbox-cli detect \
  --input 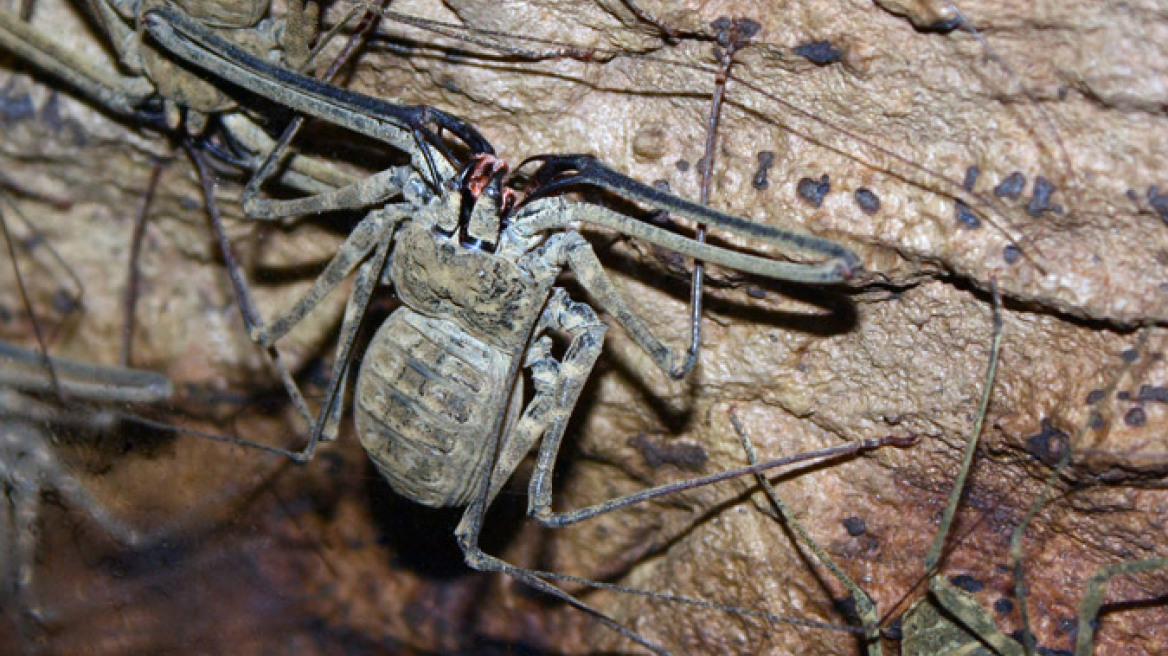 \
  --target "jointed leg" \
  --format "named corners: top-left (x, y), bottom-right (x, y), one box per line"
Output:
top-left (447, 288), bottom-right (674, 654)
top-left (901, 281), bottom-right (1014, 655)
top-left (0, 9), bottom-right (154, 117)
top-left (239, 0), bottom-right (393, 219)
top-left (731, 410), bottom-right (884, 655)
top-left (247, 206), bottom-right (403, 347)
top-left (515, 288), bottom-right (608, 515)
top-left (526, 230), bottom-right (692, 378)
top-left (120, 158), bottom-right (166, 367)
top-left (682, 15), bottom-right (759, 381)
top-left (450, 288), bottom-right (911, 654)
top-left (515, 231), bottom-right (918, 527)
top-left (193, 140), bottom-right (401, 458)
top-left (0, 344), bottom-right (178, 625)
top-left (218, 113), bottom-right (355, 195)
top-left (311, 232), bottom-right (395, 447)
top-left (1073, 558), bottom-right (1168, 656)
top-left (444, 289), bottom-right (681, 655)
top-left (516, 156), bottom-right (861, 282)
top-left (0, 340), bottom-right (172, 404)
top-left (243, 167), bottom-right (408, 220)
